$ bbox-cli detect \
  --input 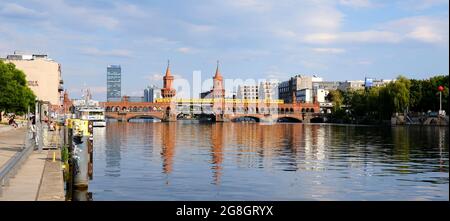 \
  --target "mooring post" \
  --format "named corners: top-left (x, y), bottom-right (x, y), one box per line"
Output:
top-left (71, 119), bottom-right (90, 190)
top-left (66, 119), bottom-right (74, 200)
top-left (87, 121), bottom-right (94, 180)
